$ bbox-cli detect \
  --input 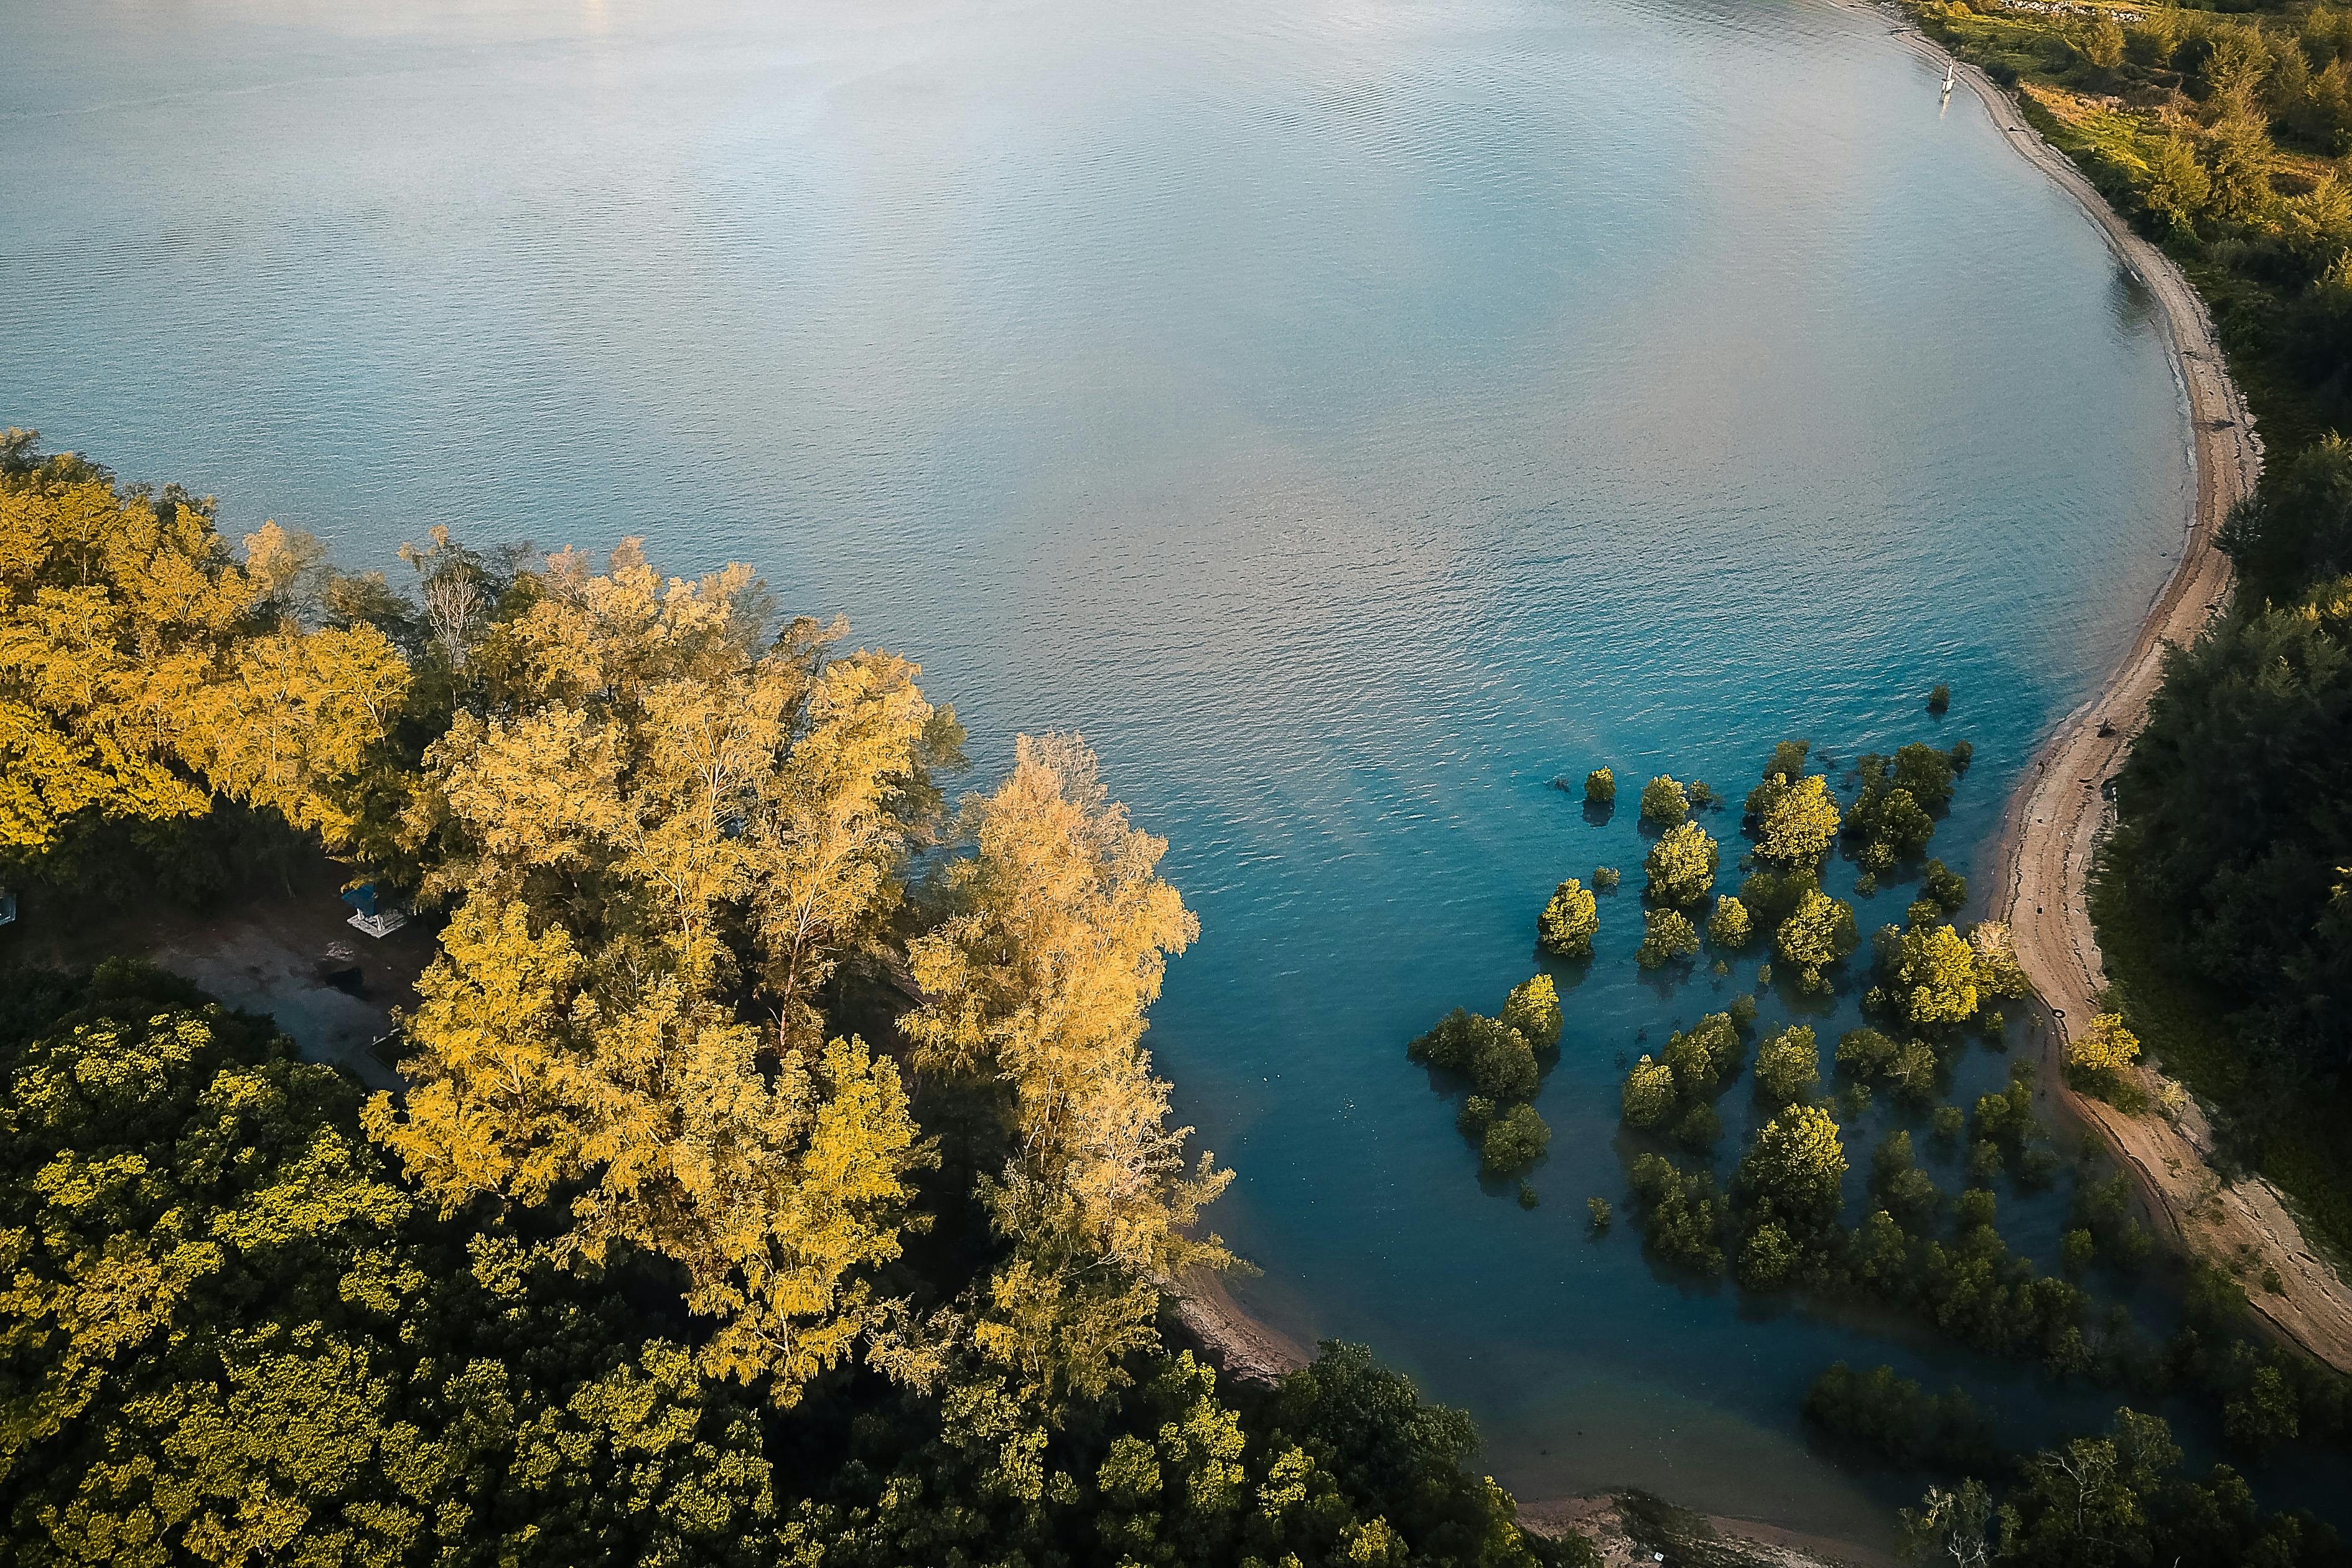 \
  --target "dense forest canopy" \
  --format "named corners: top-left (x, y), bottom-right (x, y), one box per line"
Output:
top-left (0, 433), bottom-right (1575, 1567)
